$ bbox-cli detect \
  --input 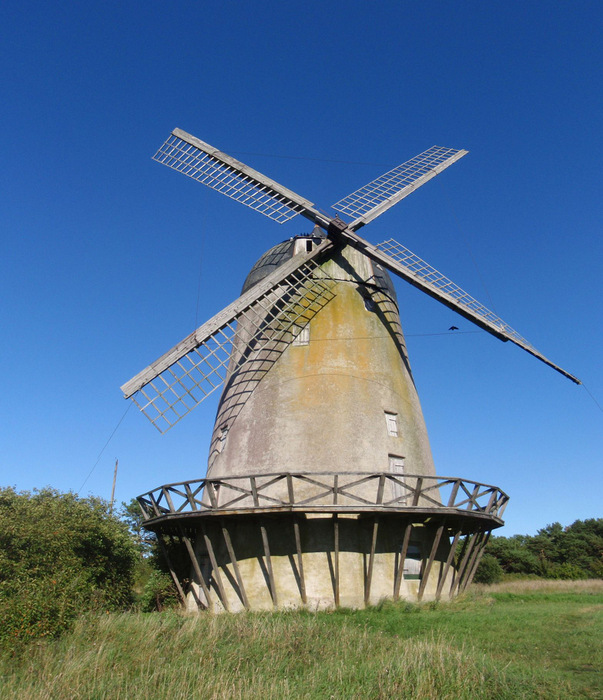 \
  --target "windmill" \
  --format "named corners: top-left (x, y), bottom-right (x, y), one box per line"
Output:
top-left (122, 129), bottom-right (579, 611)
